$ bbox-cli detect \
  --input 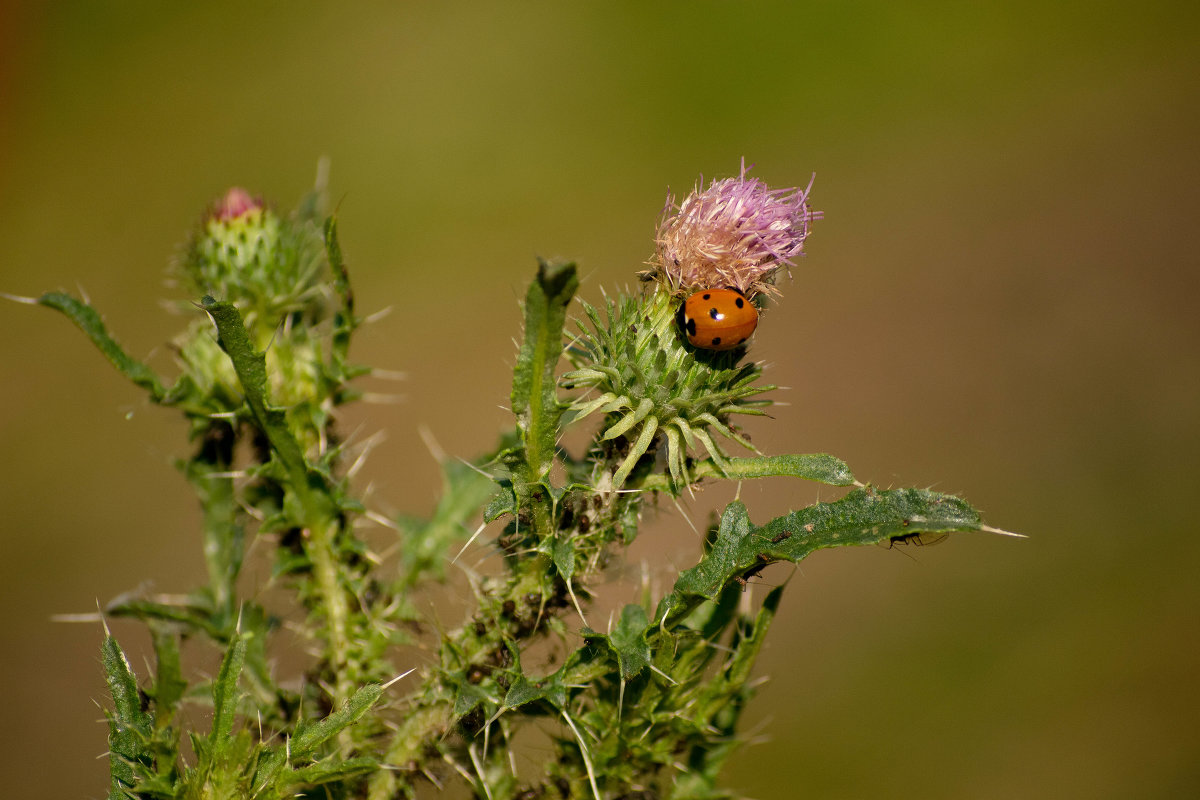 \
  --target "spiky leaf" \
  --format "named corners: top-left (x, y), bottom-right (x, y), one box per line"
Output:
top-left (201, 297), bottom-right (332, 522)
top-left (511, 259), bottom-right (578, 482)
top-left (291, 683), bottom-right (383, 759)
top-left (659, 488), bottom-right (992, 623)
top-left (36, 292), bottom-right (167, 399)
top-left (102, 635), bottom-right (154, 796)
top-left (209, 635), bottom-right (246, 754)
top-left (583, 604), bottom-right (652, 680)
